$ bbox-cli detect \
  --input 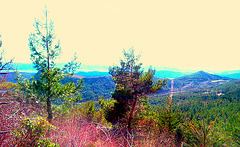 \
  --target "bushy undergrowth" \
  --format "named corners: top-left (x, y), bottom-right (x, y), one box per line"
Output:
top-left (1, 95), bottom-right (176, 147)
top-left (48, 112), bottom-right (175, 146)
top-left (50, 104), bottom-right (171, 146)
top-left (13, 117), bottom-right (58, 147)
